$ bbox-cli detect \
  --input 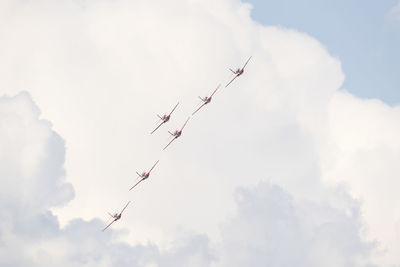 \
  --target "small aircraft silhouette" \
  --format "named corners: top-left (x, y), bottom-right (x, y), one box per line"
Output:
top-left (163, 117), bottom-right (190, 150)
top-left (151, 102), bottom-right (179, 134)
top-left (192, 84), bottom-right (221, 116)
top-left (102, 201), bottom-right (131, 231)
top-left (225, 56), bottom-right (252, 88)
top-left (129, 160), bottom-right (160, 191)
